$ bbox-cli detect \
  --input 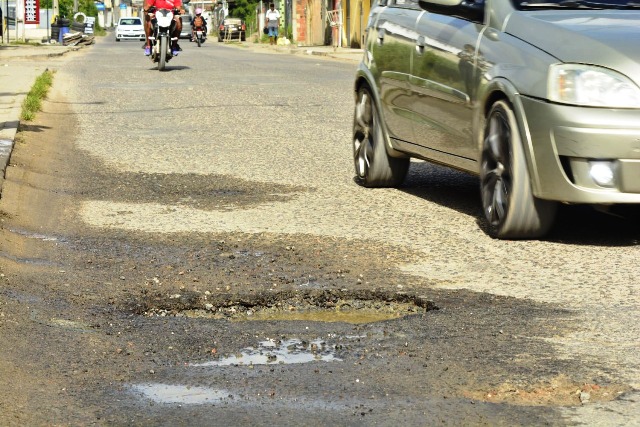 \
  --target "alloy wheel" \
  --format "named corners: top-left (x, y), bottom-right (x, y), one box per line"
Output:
top-left (481, 108), bottom-right (512, 227)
